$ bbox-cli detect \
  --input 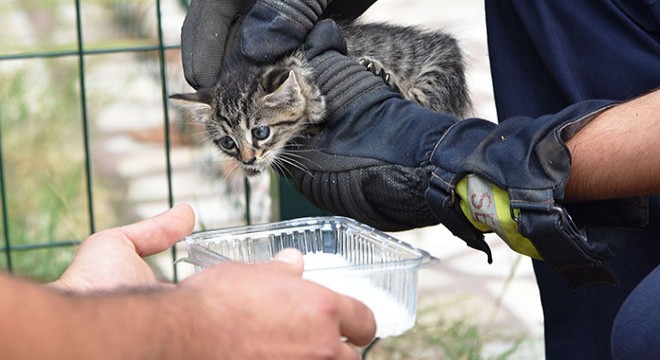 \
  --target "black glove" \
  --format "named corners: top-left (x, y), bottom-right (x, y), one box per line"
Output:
top-left (289, 20), bottom-right (621, 290)
top-left (286, 20), bottom-right (459, 232)
top-left (181, 0), bottom-right (255, 89)
top-left (181, 2), bottom-right (623, 290)
top-left (180, 0), bottom-right (377, 89)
